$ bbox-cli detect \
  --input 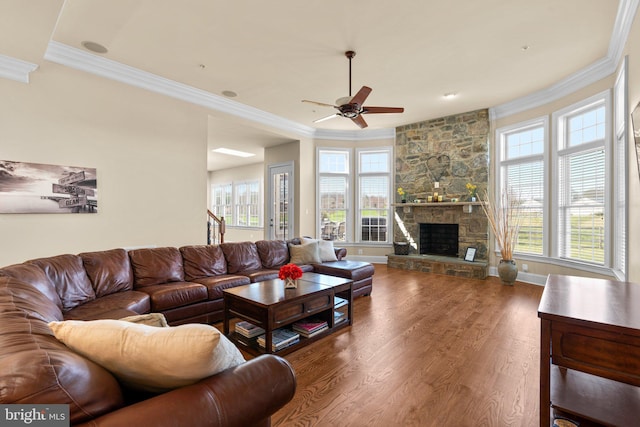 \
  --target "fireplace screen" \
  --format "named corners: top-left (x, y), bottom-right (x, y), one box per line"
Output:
top-left (420, 223), bottom-right (459, 256)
